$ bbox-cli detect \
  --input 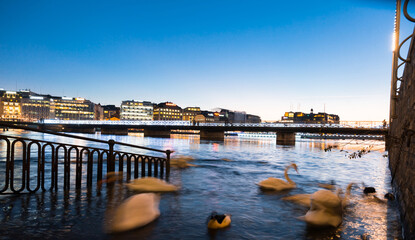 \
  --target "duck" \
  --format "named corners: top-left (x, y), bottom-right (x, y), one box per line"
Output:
top-left (363, 187), bottom-right (376, 194)
top-left (298, 183), bottom-right (354, 228)
top-left (107, 193), bottom-right (160, 233)
top-left (257, 163), bottom-right (299, 191)
top-left (362, 186), bottom-right (395, 204)
top-left (207, 212), bottom-right (232, 229)
top-left (125, 177), bottom-right (178, 192)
